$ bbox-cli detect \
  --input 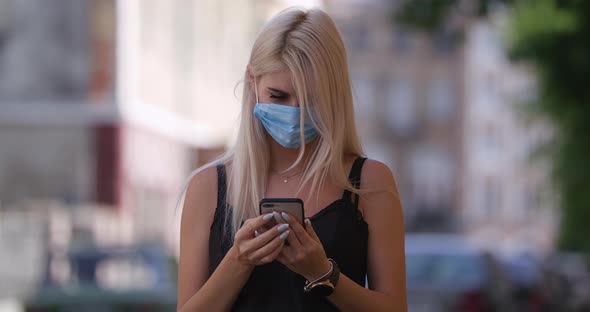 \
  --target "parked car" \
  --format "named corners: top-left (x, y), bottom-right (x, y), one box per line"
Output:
top-left (499, 254), bottom-right (551, 311)
top-left (405, 233), bottom-right (511, 312)
top-left (24, 243), bottom-right (177, 312)
top-left (542, 252), bottom-right (590, 312)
